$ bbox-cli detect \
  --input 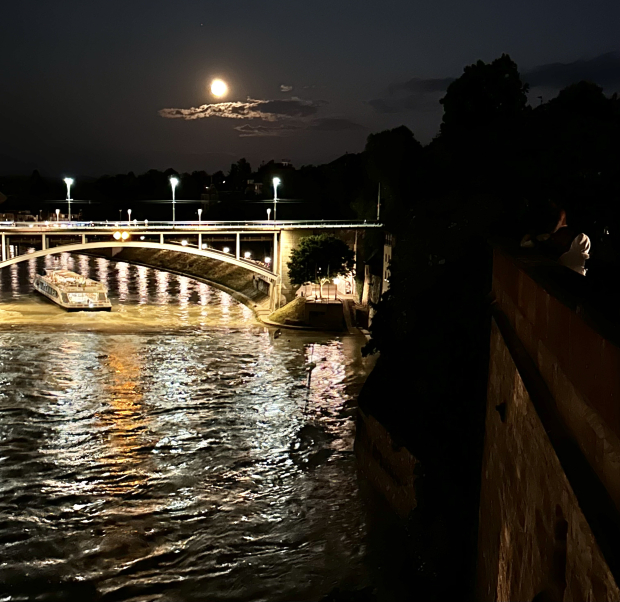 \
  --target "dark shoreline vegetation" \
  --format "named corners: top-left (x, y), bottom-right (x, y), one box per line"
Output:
top-left (2, 53), bottom-right (620, 600)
